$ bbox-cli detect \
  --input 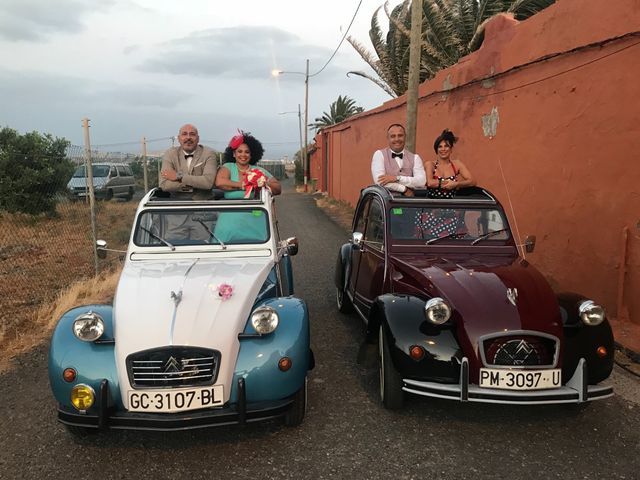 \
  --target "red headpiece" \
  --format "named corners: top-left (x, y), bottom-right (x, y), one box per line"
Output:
top-left (228, 129), bottom-right (245, 150)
